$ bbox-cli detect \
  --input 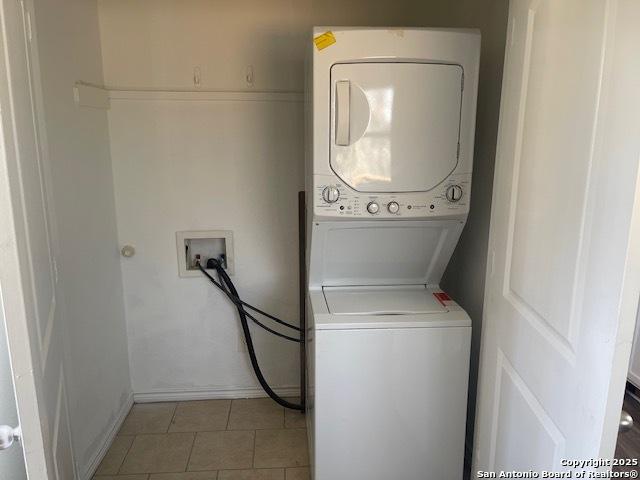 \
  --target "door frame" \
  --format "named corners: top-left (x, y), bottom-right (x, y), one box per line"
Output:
top-left (599, 173), bottom-right (640, 459)
top-left (594, 2), bottom-right (640, 457)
